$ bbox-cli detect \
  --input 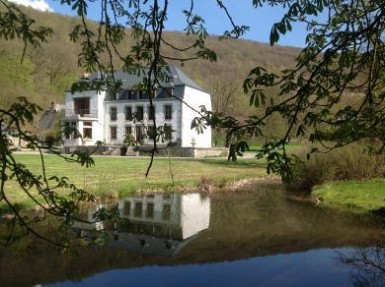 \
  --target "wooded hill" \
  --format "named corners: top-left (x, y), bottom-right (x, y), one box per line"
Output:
top-left (0, 5), bottom-right (300, 139)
